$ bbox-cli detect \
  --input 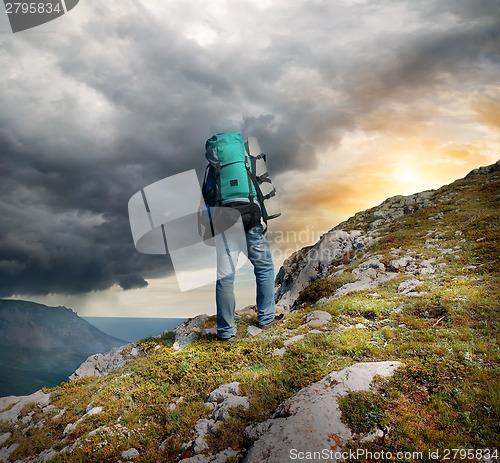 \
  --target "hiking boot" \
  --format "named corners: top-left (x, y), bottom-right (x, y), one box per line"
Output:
top-left (258, 313), bottom-right (284, 330)
top-left (217, 335), bottom-right (237, 343)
